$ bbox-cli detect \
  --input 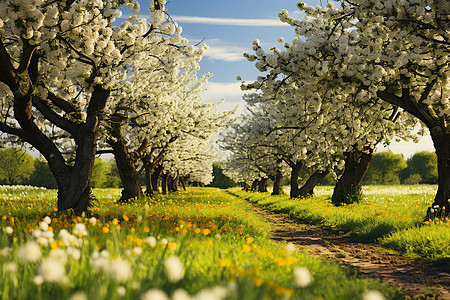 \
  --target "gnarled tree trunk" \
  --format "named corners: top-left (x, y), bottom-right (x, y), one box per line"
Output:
top-left (250, 180), bottom-right (259, 192)
top-left (290, 162), bottom-right (303, 198)
top-left (272, 169), bottom-right (283, 195)
top-left (108, 114), bottom-right (143, 202)
top-left (258, 177), bottom-right (268, 192)
top-left (332, 149), bottom-right (373, 205)
top-left (428, 126), bottom-right (450, 217)
top-left (298, 170), bottom-right (329, 197)
top-left (151, 165), bottom-right (163, 194)
top-left (161, 173), bottom-right (168, 195)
